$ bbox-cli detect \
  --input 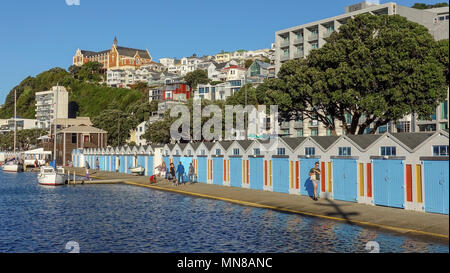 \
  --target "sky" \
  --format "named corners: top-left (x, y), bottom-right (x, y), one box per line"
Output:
top-left (0, 0), bottom-right (444, 103)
